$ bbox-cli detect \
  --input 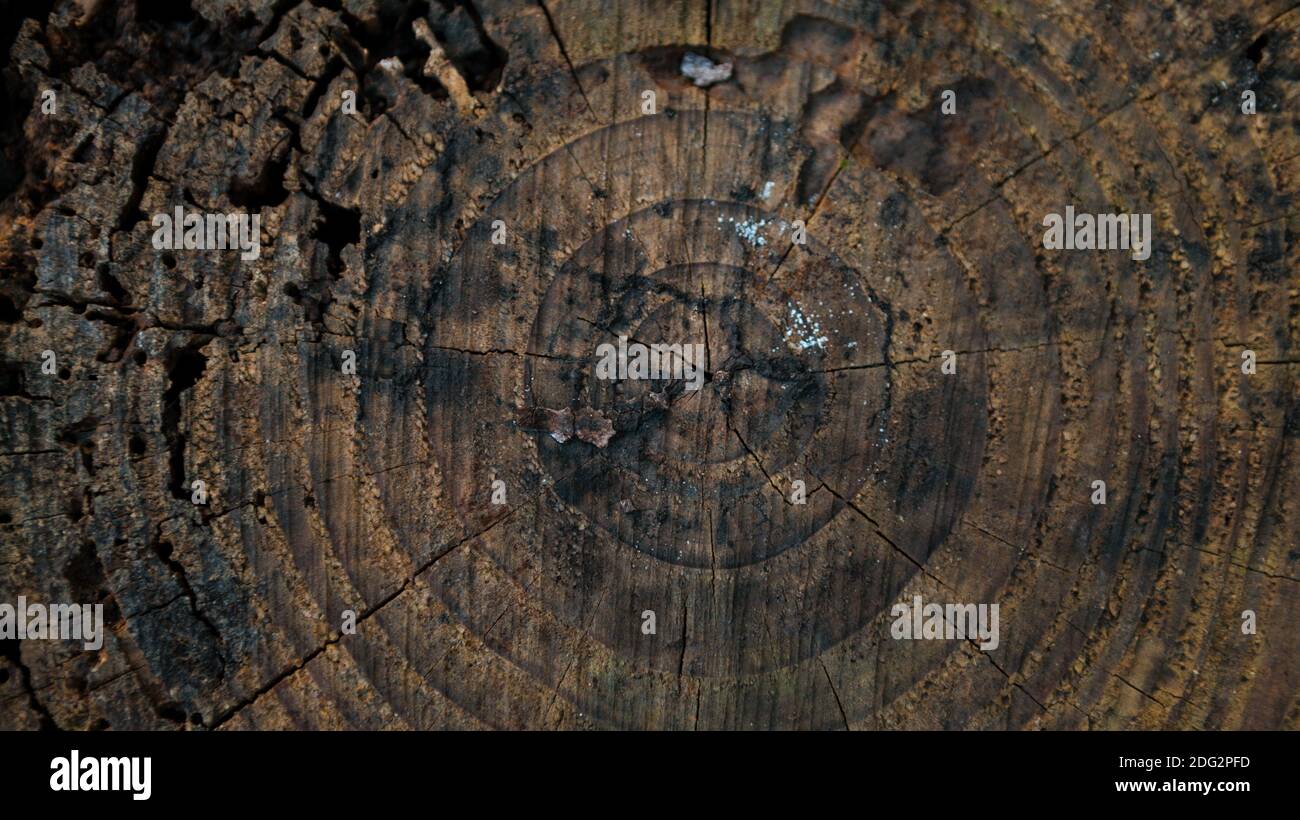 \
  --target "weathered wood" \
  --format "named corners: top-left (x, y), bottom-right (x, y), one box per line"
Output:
top-left (0, 0), bottom-right (1297, 730)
